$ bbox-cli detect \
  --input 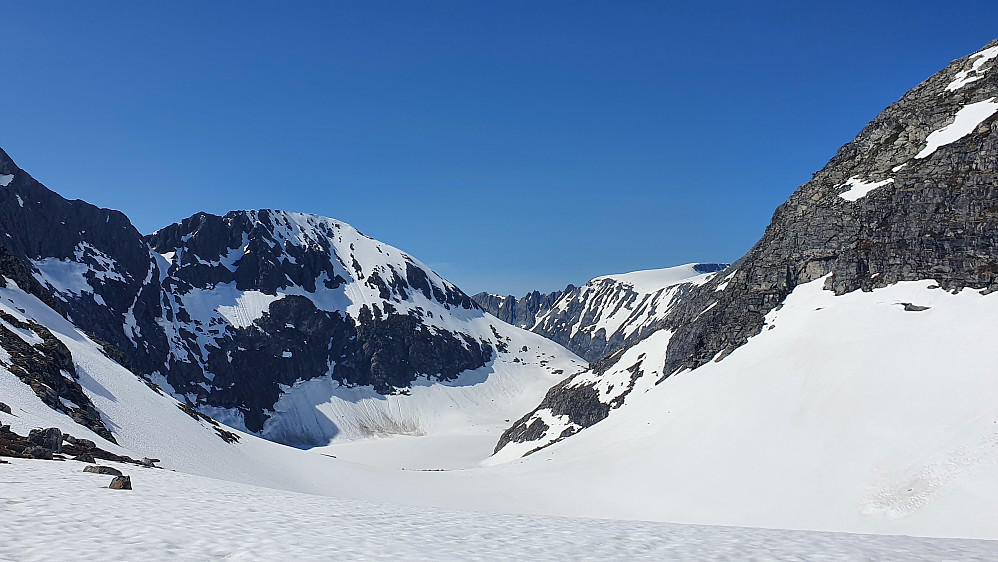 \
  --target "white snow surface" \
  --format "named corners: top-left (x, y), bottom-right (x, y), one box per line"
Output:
top-left (945, 46), bottom-right (998, 92)
top-left (915, 98), bottom-right (998, 159)
top-left (592, 263), bottom-right (715, 294)
top-left (838, 176), bottom-right (895, 201)
top-left (0, 173), bottom-right (13, 187)
top-left (3, 459), bottom-right (997, 562)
